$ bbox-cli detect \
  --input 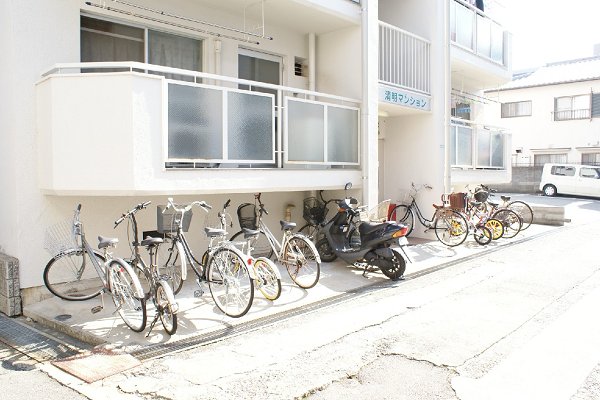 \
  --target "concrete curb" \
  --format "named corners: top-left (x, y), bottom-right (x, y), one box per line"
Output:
top-left (531, 205), bottom-right (571, 226)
